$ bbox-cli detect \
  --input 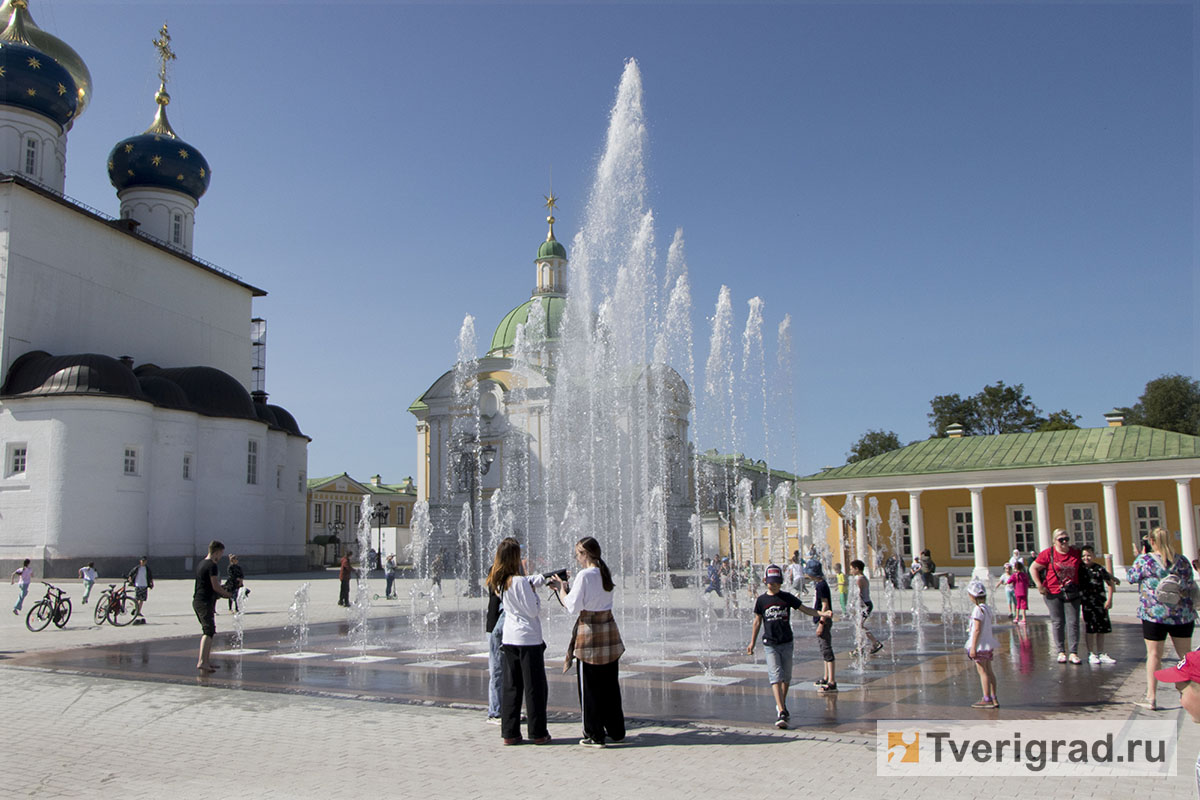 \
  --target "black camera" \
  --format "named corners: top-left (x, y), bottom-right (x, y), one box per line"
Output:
top-left (542, 569), bottom-right (568, 582)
